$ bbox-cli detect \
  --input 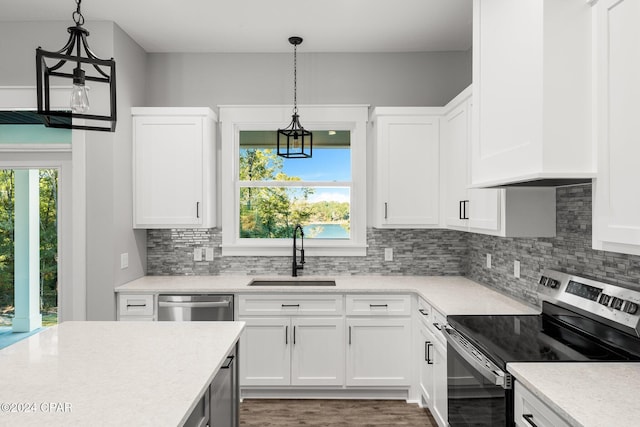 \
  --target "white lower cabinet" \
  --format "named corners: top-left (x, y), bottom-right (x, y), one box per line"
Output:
top-left (514, 381), bottom-right (570, 427)
top-left (290, 317), bottom-right (345, 386)
top-left (416, 298), bottom-right (447, 427)
top-left (117, 294), bottom-right (155, 321)
top-left (431, 338), bottom-right (447, 427)
top-left (239, 317), bottom-right (291, 386)
top-left (418, 323), bottom-right (435, 403)
top-left (239, 316), bottom-right (344, 387)
top-left (346, 317), bottom-right (411, 386)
